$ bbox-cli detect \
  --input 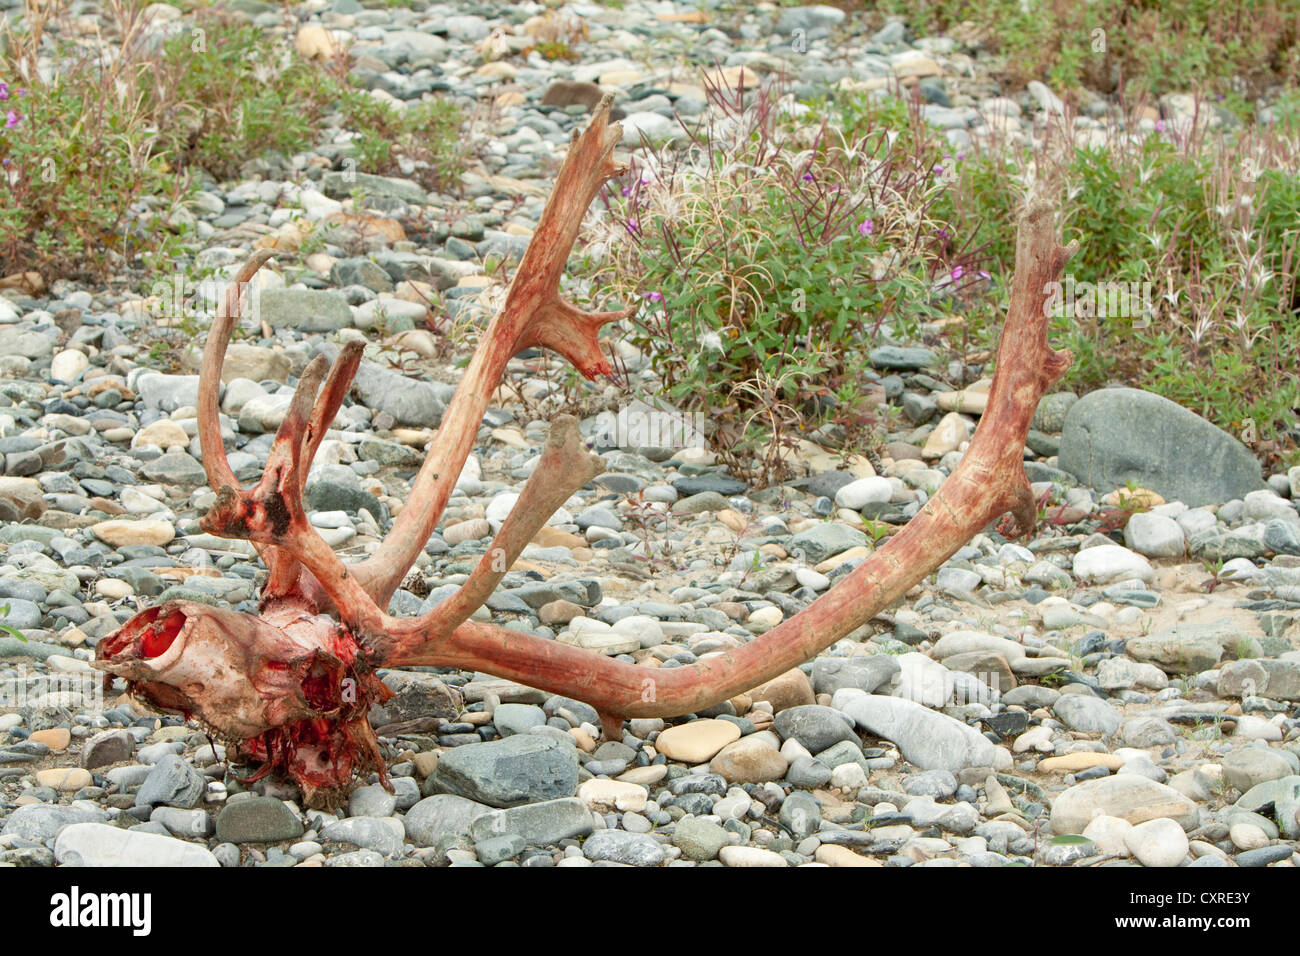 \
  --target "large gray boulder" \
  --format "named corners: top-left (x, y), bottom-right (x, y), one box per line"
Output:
top-left (1058, 387), bottom-right (1264, 506)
